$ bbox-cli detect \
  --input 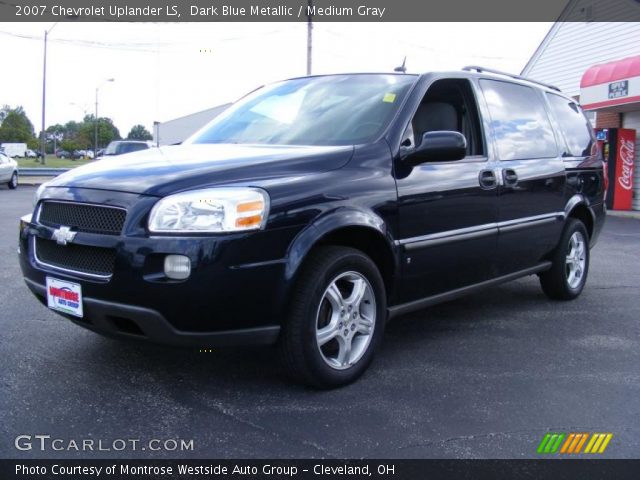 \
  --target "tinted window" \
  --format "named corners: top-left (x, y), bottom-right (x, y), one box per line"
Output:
top-left (191, 74), bottom-right (417, 146)
top-left (118, 143), bottom-right (148, 154)
top-left (480, 79), bottom-right (557, 160)
top-left (546, 93), bottom-right (594, 157)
